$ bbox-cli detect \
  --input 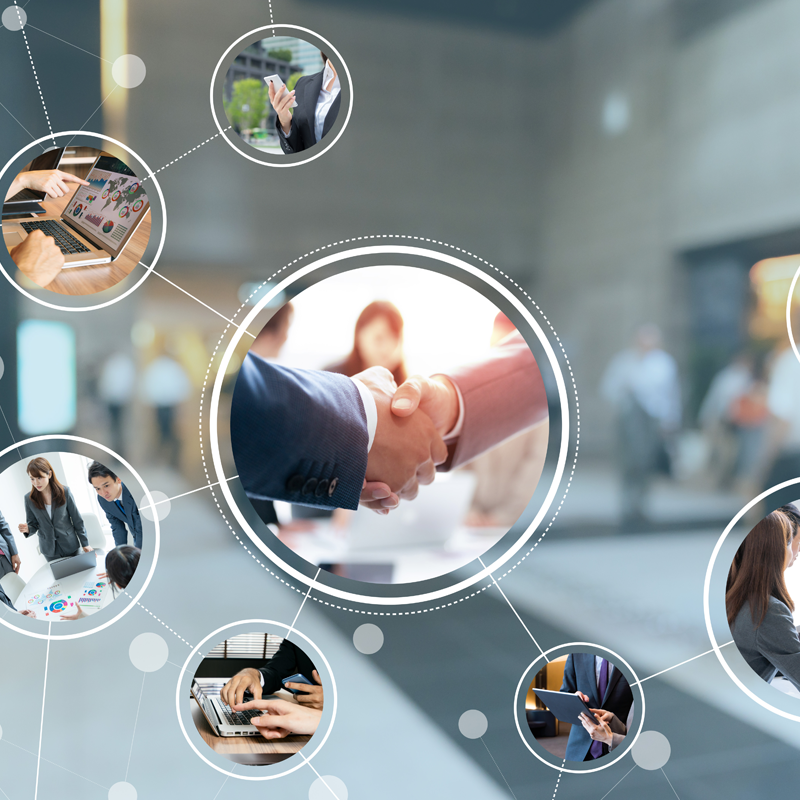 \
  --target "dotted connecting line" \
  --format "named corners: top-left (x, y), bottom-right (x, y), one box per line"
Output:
top-left (194, 234), bottom-right (581, 616)
top-left (142, 127), bottom-right (231, 183)
top-left (15, 1), bottom-right (56, 145)
top-left (268, 0), bottom-right (275, 29)
top-left (552, 760), bottom-right (566, 797)
top-left (126, 594), bottom-right (194, 647)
